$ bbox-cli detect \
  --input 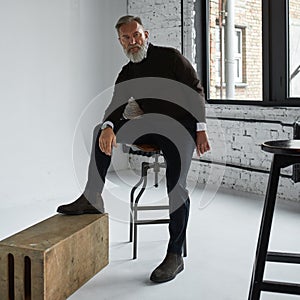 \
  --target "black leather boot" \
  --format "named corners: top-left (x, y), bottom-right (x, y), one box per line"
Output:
top-left (150, 253), bottom-right (184, 283)
top-left (57, 194), bottom-right (103, 215)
